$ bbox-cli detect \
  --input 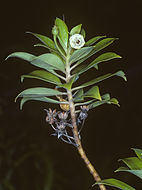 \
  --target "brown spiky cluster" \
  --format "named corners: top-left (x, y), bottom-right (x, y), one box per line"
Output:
top-left (44, 106), bottom-right (89, 146)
